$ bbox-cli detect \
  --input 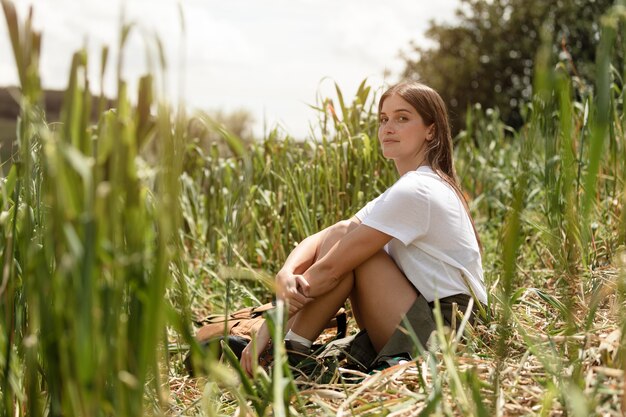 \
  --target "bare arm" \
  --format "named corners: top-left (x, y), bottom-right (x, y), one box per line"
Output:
top-left (278, 216), bottom-right (362, 276)
top-left (277, 230), bottom-right (325, 277)
top-left (302, 223), bottom-right (393, 297)
top-left (241, 219), bottom-right (364, 375)
top-left (275, 219), bottom-right (360, 312)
